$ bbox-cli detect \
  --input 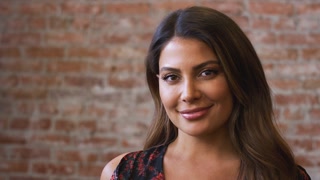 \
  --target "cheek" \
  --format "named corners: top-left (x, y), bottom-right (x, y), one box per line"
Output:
top-left (205, 81), bottom-right (233, 105)
top-left (159, 84), bottom-right (178, 108)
